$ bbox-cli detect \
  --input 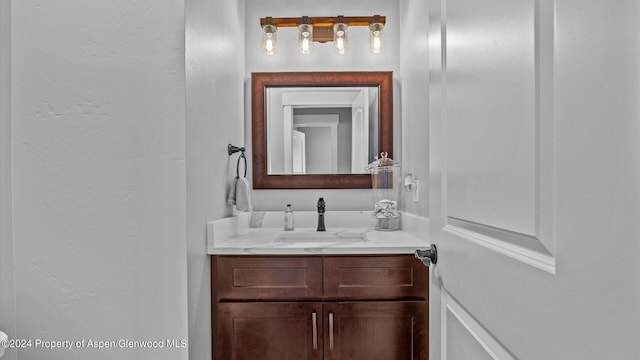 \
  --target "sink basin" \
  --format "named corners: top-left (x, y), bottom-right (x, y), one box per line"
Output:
top-left (275, 230), bottom-right (368, 243)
